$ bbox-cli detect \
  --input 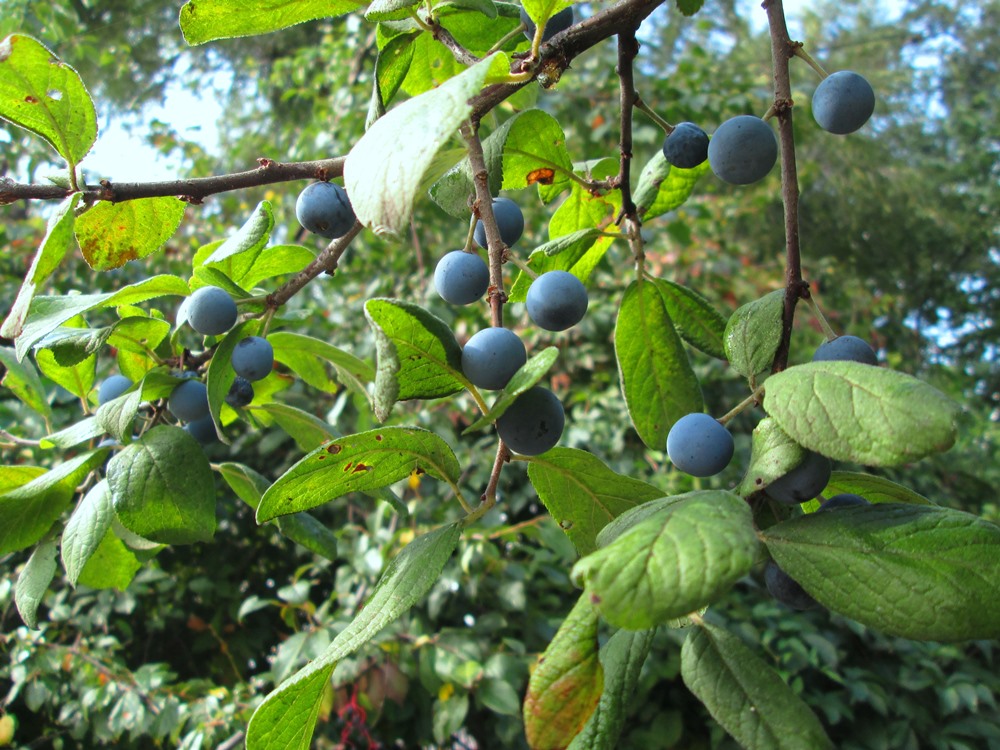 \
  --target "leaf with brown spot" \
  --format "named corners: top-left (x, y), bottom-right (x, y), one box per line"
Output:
top-left (526, 168), bottom-right (555, 185)
top-left (257, 427), bottom-right (461, 522)
top-left (75, 198), bottom-right (186, 271)
top-left (524, 594), bottom-right (603, 750)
